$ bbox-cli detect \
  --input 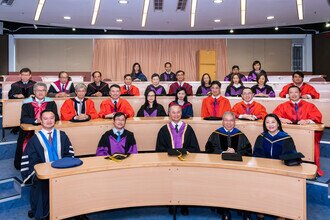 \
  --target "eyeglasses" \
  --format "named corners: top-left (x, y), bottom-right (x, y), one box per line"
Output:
top-left (35, 90), bottom-right (46, 92)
